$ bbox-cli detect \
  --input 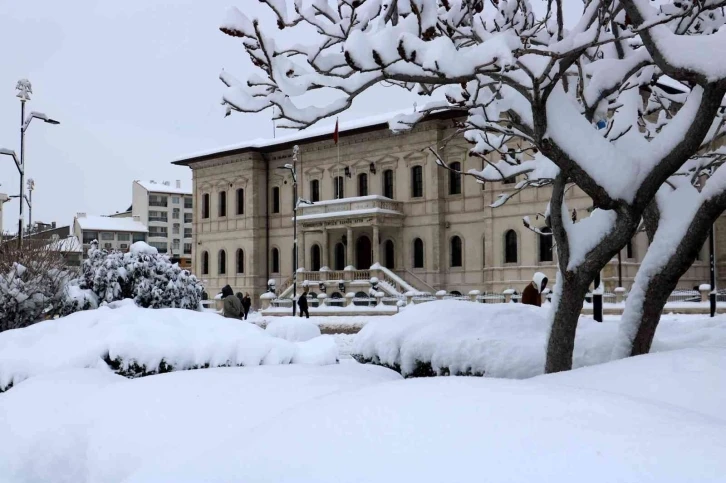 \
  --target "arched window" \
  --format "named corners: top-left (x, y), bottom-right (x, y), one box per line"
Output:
top-left (333, 176), bottom-right (344, 199)
top-left (539, 227), bottom-right (553, 262)
top-left (505, 230), bottom-right (518, 264)
top-left (383, 169), bottom-right (394, 198)
top-left (218, 250), bottom-right (227, 275)
top-left (236, 249), bottom-right (244, 273)
top-left (310, 179), bottom-right (320, 202)
top-left (334, 242), bottom-right (345, 270)
top-left (271, 248), bottom-right (280, 273)
top-left (272, 187), bottom-right (280, 214)
top-left (201, 251), bottom-right (209, 275)
top-left (311, 244), bottom-right (321, 271)
top-left (411, 165), bottom-right (423, 198)
top-left (358, 173), bottom-right (368, 196)
top-left (202, 193), bottom-right (210, 219)
top-left (384, 240), bottom-right (395, 269)
top-left (236, 188), bottom-right (244, 215)
top-left (449, 162), bottom-right (462, 195)
top-left (450, 236), bottom-right (462, 267)
top-left (413, 238), bottom-right (424, 269)
top-left (218, 191), bottom-right (227, 217)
